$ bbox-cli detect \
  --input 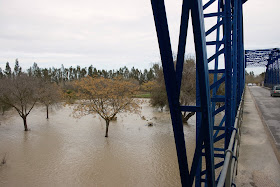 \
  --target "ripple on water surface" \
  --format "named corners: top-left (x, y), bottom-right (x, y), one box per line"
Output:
top-left (0, 100), bottom-right (199, 187)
